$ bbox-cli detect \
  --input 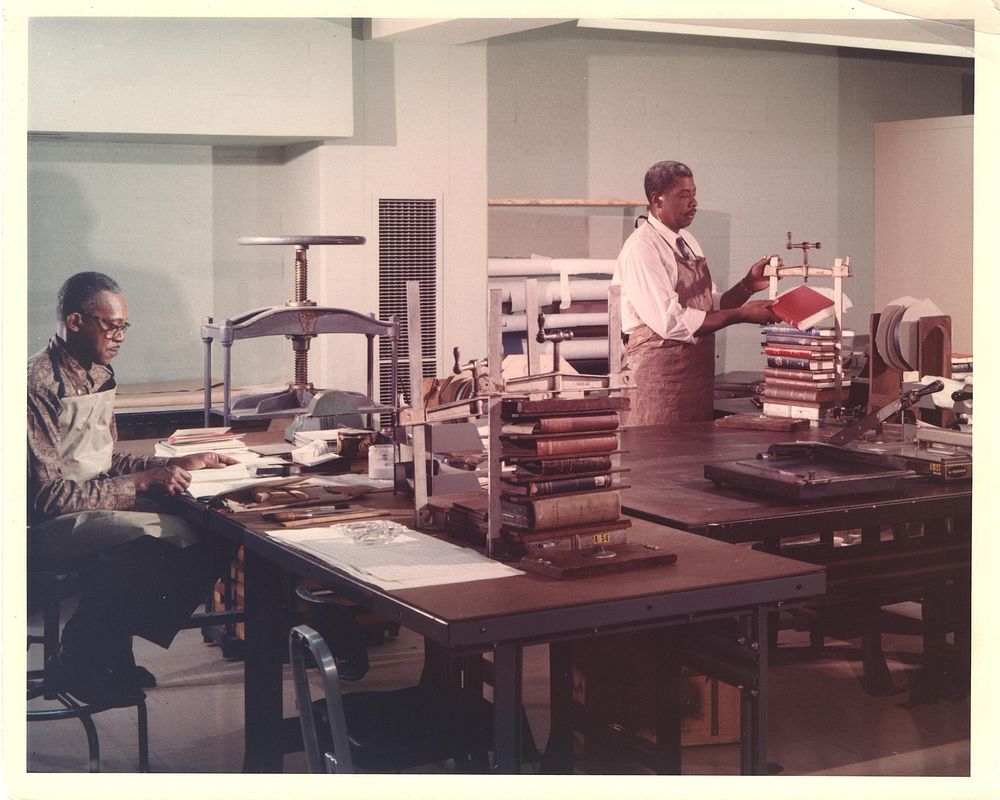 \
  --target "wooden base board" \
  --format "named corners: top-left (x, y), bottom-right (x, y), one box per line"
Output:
top-left (519, 542), bottom-right (677, 579)
top-left (714, 413), bottom-right (810, 432)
